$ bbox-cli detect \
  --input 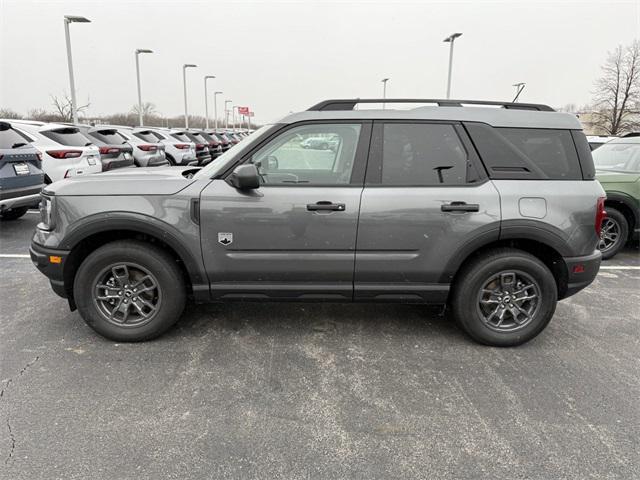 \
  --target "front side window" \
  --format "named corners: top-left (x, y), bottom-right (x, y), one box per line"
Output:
top-left (592, 142), bottom-right (640, 173)
top-left (250, 123), bottom-right (362, 185)
top-left (380, 123), bottom-right (470, 186)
